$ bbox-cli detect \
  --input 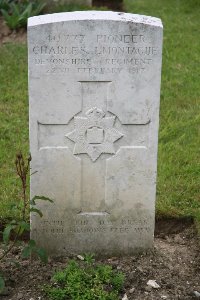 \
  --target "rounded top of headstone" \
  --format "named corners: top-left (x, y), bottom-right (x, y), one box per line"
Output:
top-left (28, 11), bottom-right (162, 28)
